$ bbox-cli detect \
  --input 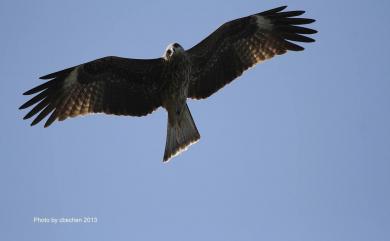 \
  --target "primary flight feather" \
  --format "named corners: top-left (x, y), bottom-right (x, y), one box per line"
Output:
top-left (20, 6), bottom-right (317, 162)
